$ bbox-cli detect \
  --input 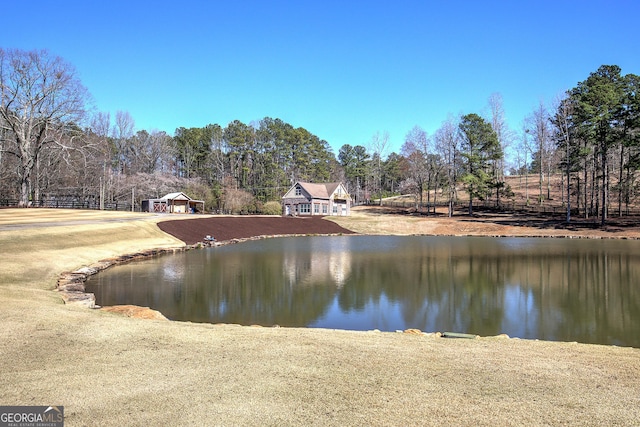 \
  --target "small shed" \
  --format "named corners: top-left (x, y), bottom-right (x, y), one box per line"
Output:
top-left (142, 192), bottom-right (205, 213)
